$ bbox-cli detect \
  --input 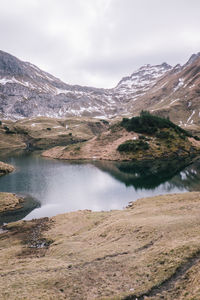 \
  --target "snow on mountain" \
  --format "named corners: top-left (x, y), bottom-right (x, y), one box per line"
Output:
top-left (129, 53), bottom-right (200, 128)
top-left (0, 49), bottom-right (199, 125)
top-left (113, 63), bottom-right (172, 106)
top-left (0, 50), bottom-right (173, 120)
top-left (115, 63), bottom-right (172, 93)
